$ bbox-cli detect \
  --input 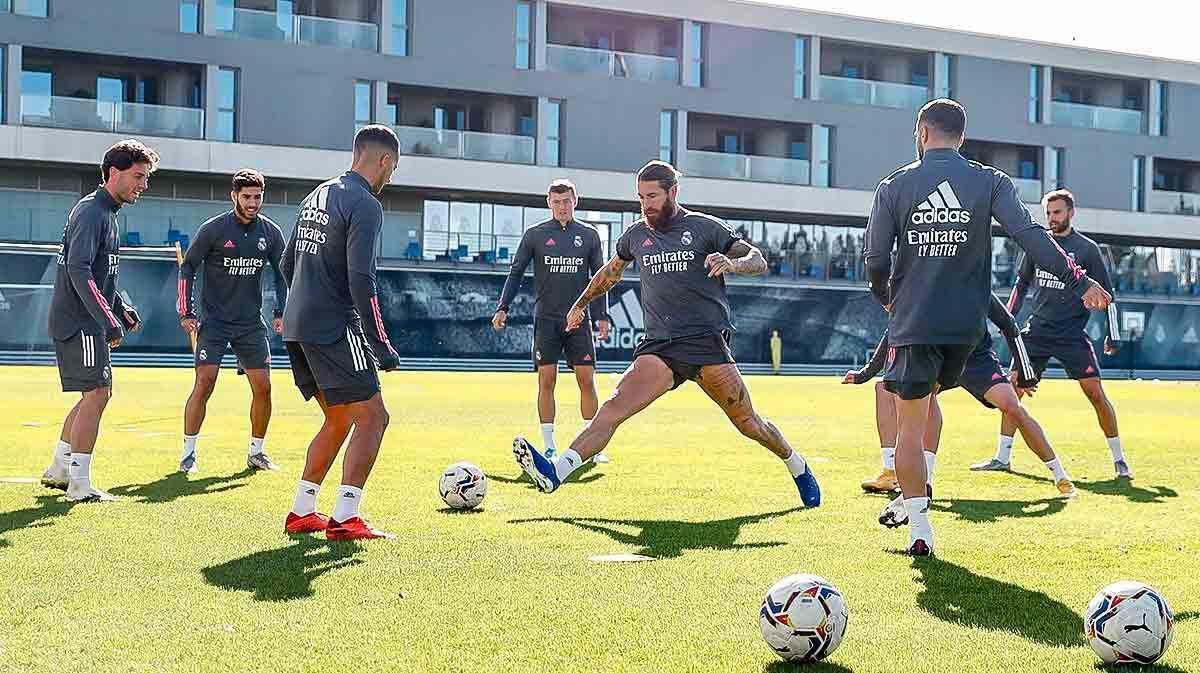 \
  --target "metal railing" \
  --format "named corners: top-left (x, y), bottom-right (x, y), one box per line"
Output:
top-left (1051, 101), bottom-right (1143, 134)
top-left (820, 75), bottom-right (929, 109)
top-left (21, 95), bottom-right (205, 139)
top-left (1147, 189), bottom-right (1200, 216)
top-left (683, 150), bottom-right (812, 185)
top-left (215, 6), bottom-right (378, 51)
top-left (392, 126), bottom-right (536, 164)
top-left (545, 44), bottom-right (679, 83)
